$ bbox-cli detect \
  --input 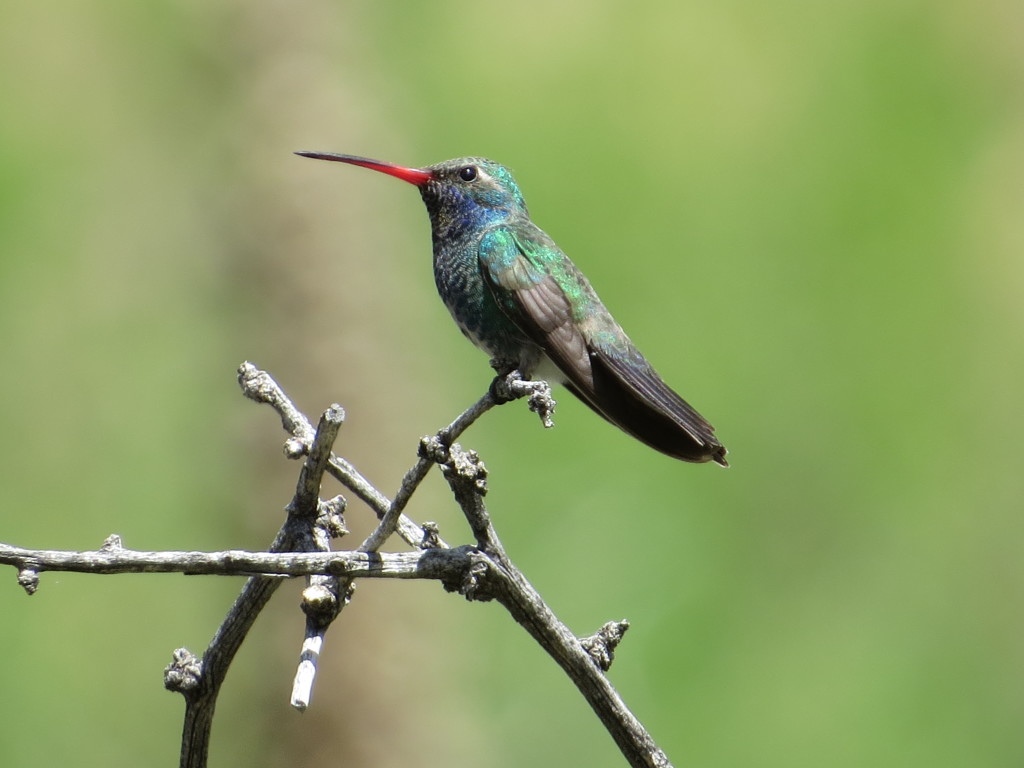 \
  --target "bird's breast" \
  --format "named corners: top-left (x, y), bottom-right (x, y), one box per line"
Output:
top-left (432, 239), bottom-right (540, 369)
